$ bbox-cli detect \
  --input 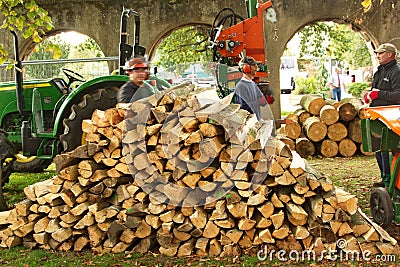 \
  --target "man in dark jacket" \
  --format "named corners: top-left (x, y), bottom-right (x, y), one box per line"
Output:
top-left (364, 43), bottom-right (400, 187)
top-left (117, 56), bottom-right (158, 103)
